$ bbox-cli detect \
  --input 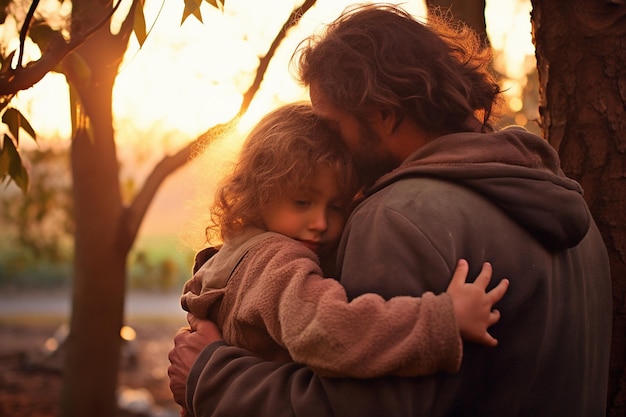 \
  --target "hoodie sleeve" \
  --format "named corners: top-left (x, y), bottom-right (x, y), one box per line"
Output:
top-left (243, 237), bottom-right (462, 378)
top-left (187, 341), bottom-right (448, 417)
top-left (187, 342), bottom-right (332, 417)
